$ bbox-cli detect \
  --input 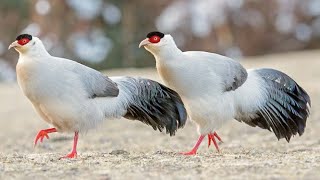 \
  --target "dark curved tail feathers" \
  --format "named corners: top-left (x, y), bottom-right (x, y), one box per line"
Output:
top-left (252, 69), bottom-right (310, 142)
top-left (120, 77), bottom-right (187, 136)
